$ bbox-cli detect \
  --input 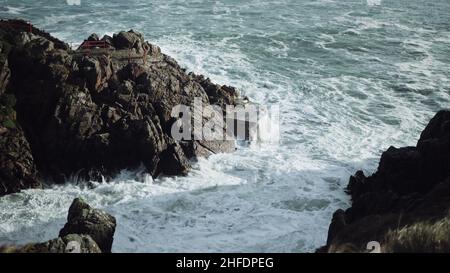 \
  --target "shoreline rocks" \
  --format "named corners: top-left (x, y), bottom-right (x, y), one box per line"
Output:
top-left (60, 198), bottom-right (116, 253)
top-left (320, 110), bottom-right (450, 253)
top-left (0, 198), bottom-right (115, 253)
top-left (0, 19), bottom-right (239, 196)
